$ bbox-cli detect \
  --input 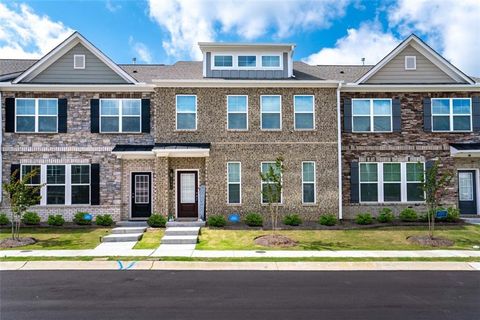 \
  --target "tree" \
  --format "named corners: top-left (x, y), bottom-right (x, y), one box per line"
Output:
top-left (260, 157), bottom-right (284, 231)
top-left (3, 169), bottom-right (42, 240)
